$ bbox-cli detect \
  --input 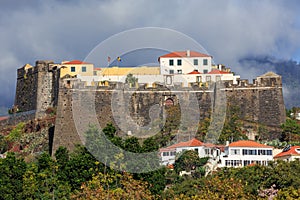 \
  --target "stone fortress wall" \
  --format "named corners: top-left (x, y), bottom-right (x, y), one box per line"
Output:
top-left (14, 61), bottom-right (286, 153)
